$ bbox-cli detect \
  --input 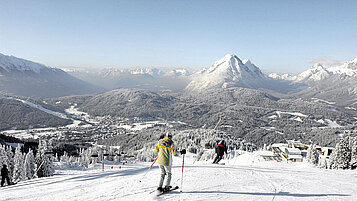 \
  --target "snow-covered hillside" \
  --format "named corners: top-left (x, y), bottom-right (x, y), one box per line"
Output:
top-left (0, 53), bottom-right (101, 97)
top-left (2, 153), bottom-right (356, 201)
top-left (0, 53), bottom-right (59, 73)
